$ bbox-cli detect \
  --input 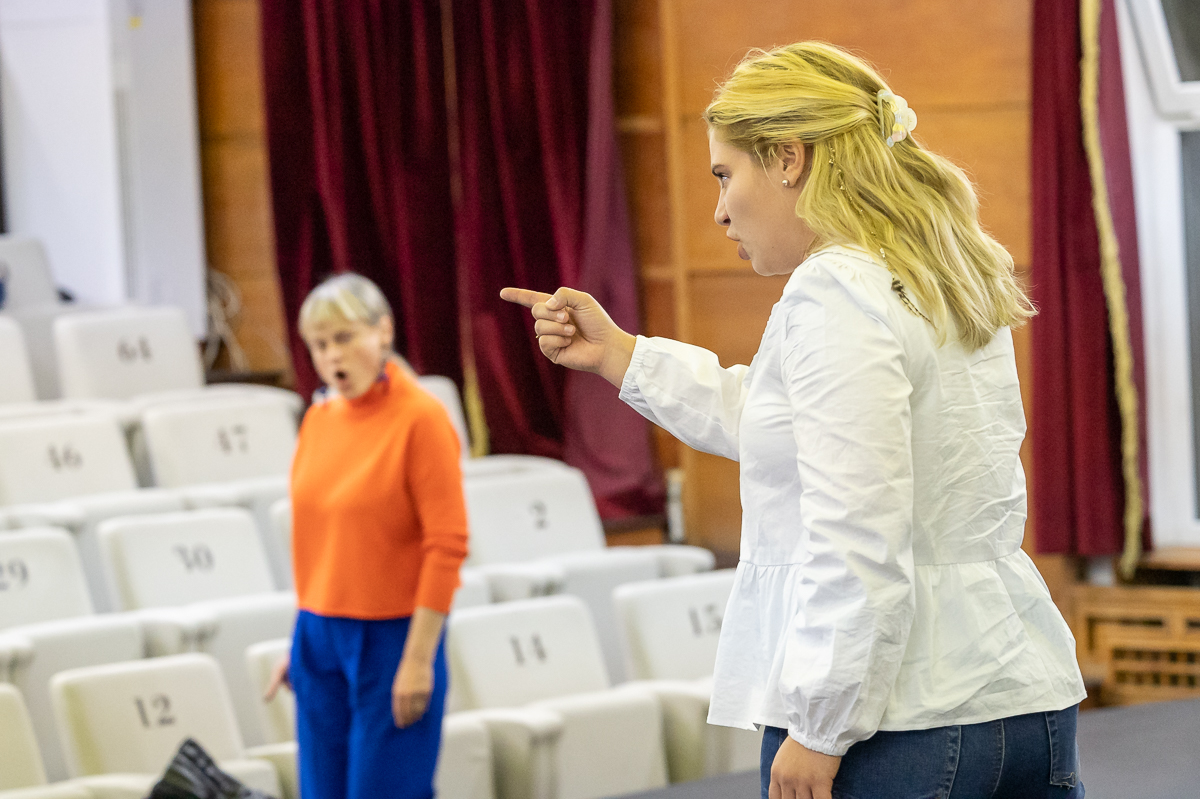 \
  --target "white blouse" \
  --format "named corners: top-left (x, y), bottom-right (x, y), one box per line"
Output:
top-left (619, 245), bottom-right (1085, 757)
